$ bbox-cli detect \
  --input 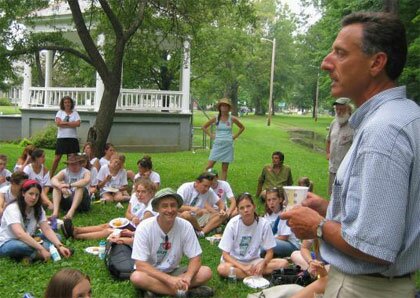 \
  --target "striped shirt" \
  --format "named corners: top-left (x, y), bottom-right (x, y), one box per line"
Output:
top-left (321, 86), bottom-right (420, 276)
